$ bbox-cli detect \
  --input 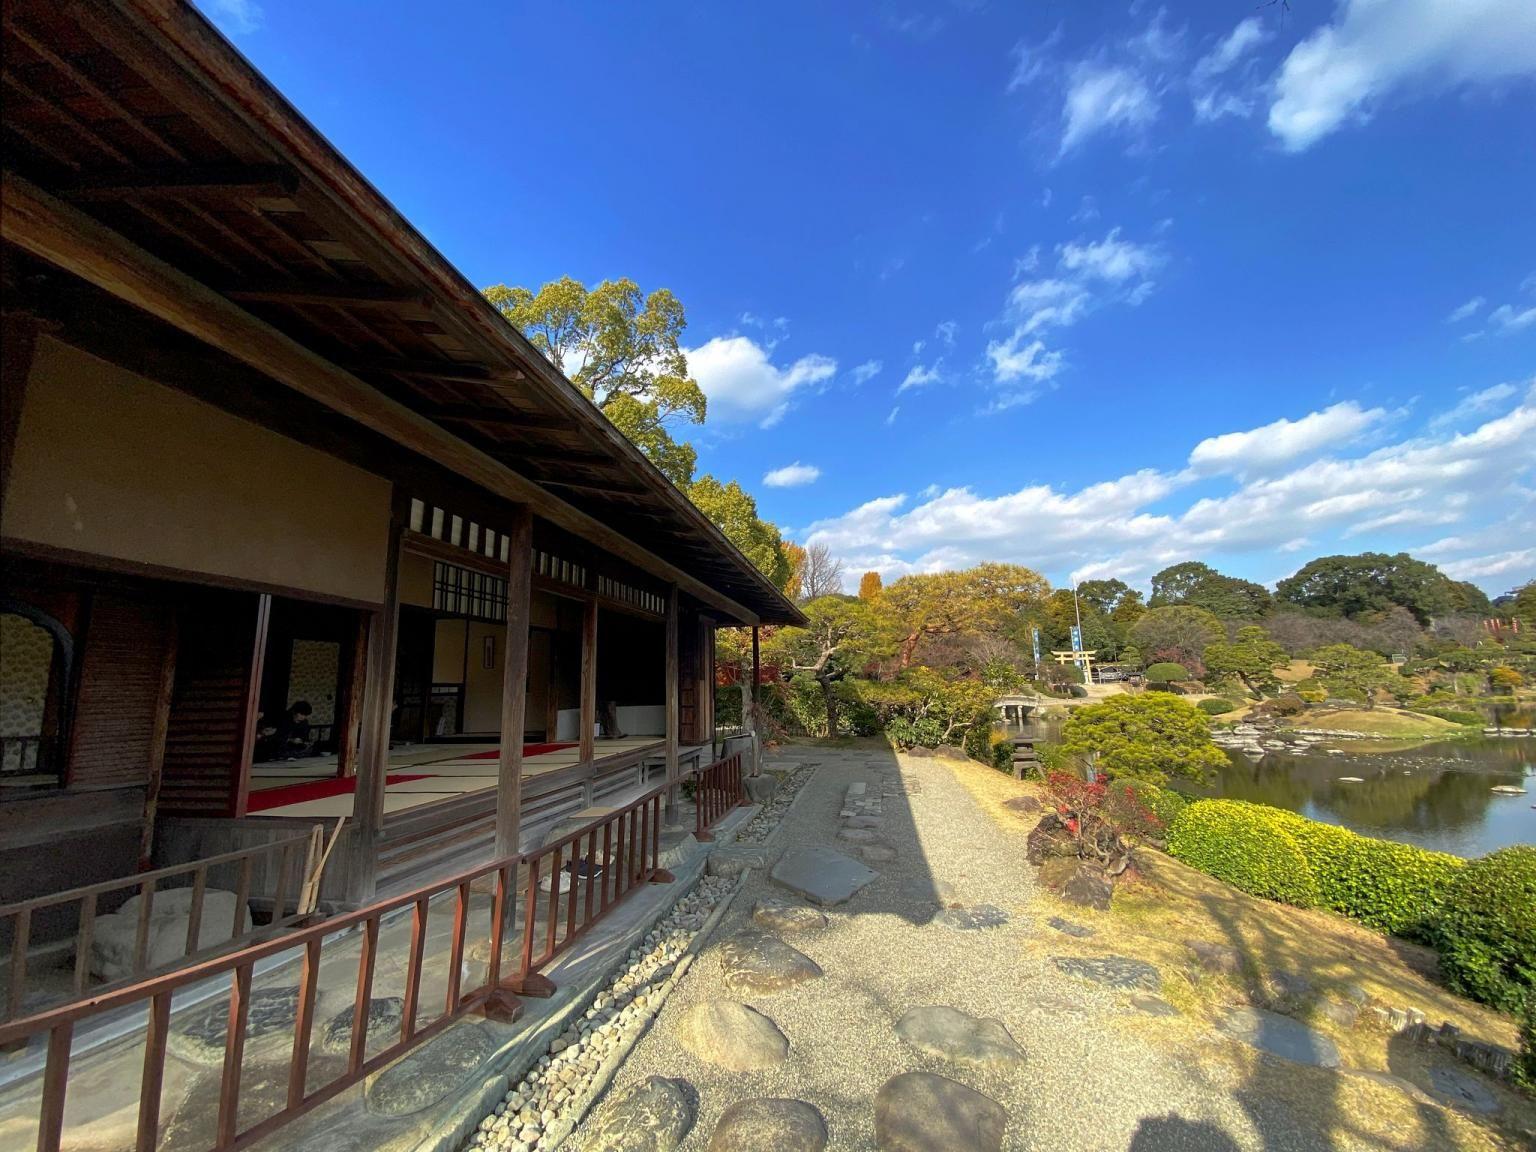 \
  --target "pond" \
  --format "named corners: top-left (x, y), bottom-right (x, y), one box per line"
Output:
top-left (1204, 735), bottom-right (1535, 859)
top-left (1003, 718), bottom-right (1534, 859)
